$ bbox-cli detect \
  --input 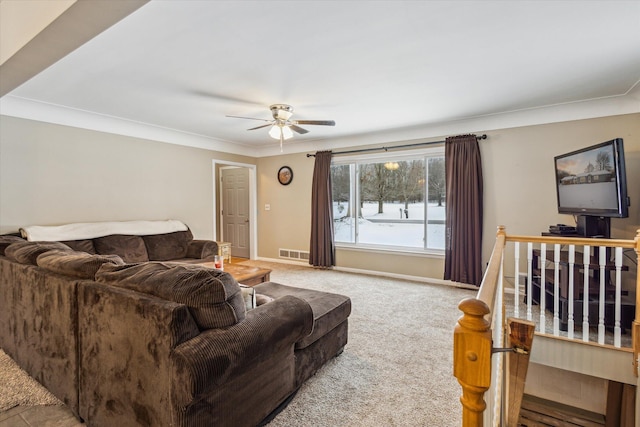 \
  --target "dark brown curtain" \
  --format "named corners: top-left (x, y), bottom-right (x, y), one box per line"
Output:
top-left (444, 134), bottom-right (483, 286)
top-left (309, 150), bottom-right (335, 268)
